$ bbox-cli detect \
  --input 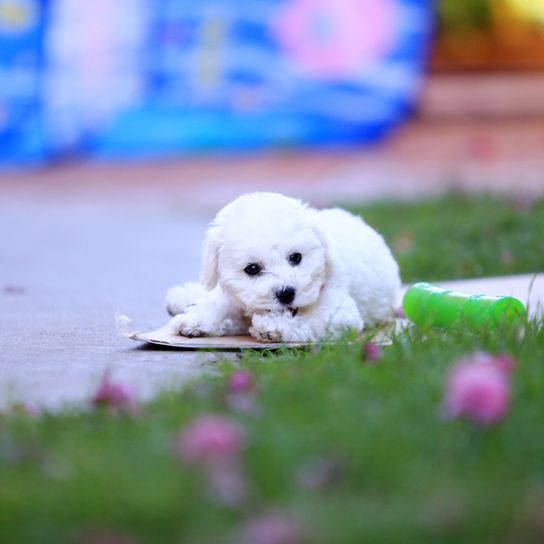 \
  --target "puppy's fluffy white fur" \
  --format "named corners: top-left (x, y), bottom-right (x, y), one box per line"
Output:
top-left (166, 192), bottom-right (400, 343)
